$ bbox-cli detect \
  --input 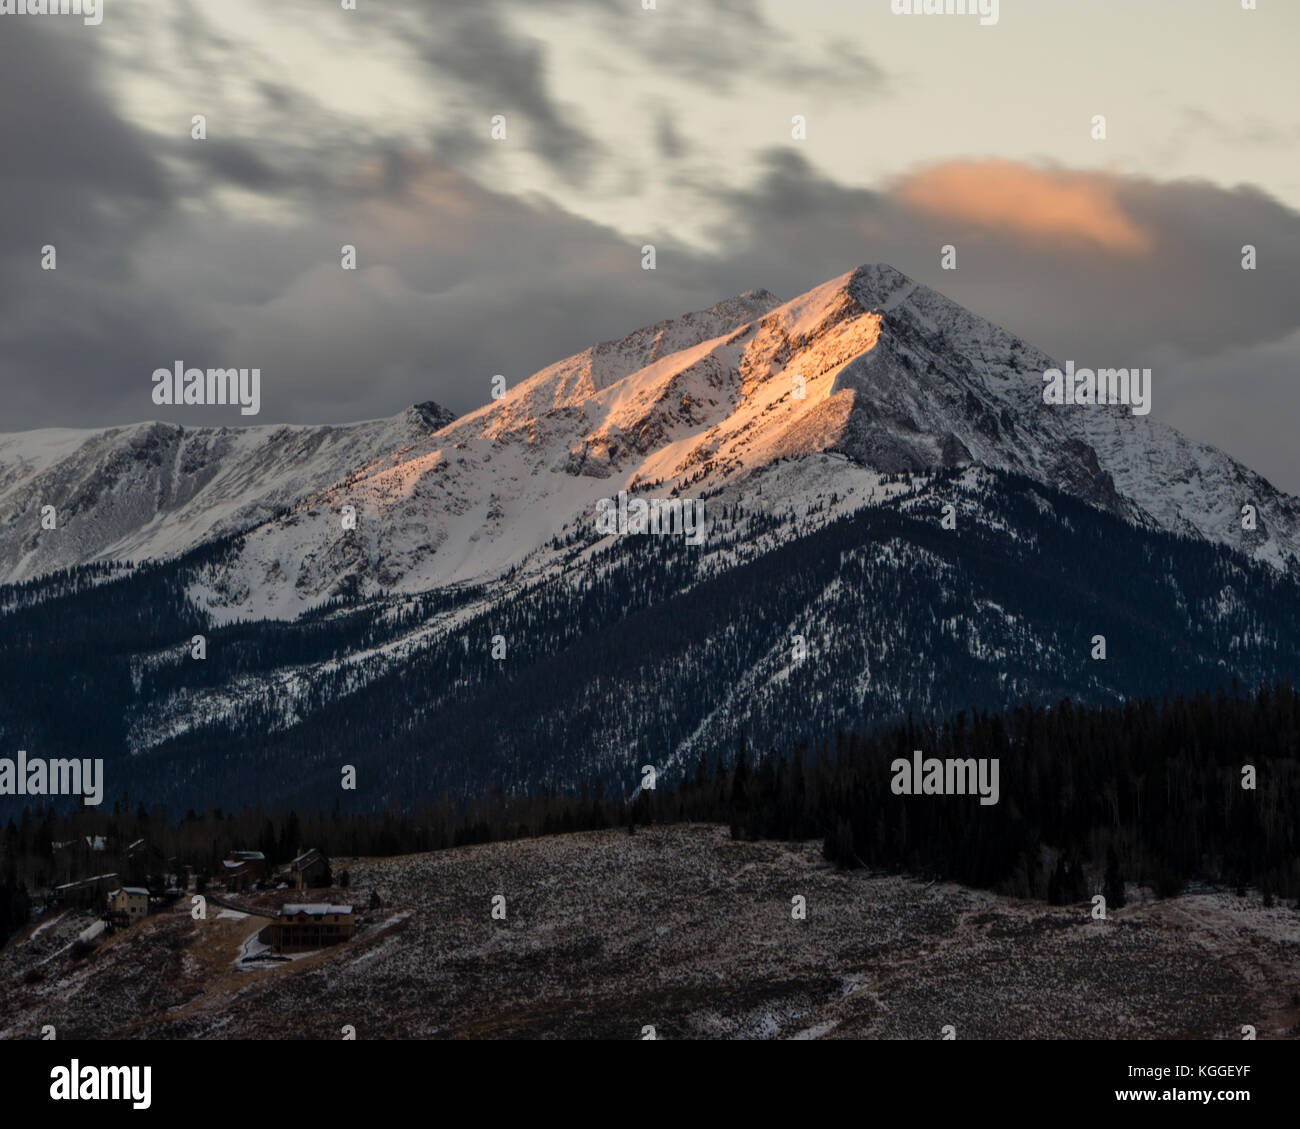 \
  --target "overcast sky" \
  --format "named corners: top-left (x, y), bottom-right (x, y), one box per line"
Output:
top-left (3, 0), bottom-right (1299, 491)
